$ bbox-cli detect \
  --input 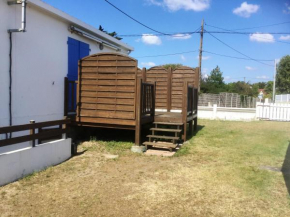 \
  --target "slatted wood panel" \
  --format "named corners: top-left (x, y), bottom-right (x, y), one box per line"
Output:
top-left (78, 53), bottom-right (137, 125)
top-left (137, 68), bottom-right (142, 79)
top-left (171, 67), bottom-right (198, 110)
top-left (146, 67), bottom-right (169, 109)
